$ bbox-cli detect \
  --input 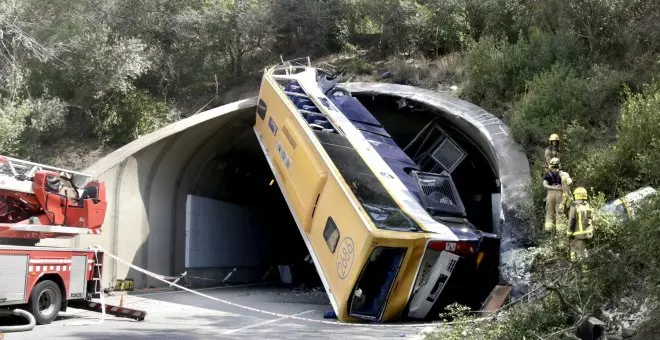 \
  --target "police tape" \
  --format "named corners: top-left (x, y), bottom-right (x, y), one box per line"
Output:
top-left (96, 245), bottom-right (486, 328)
